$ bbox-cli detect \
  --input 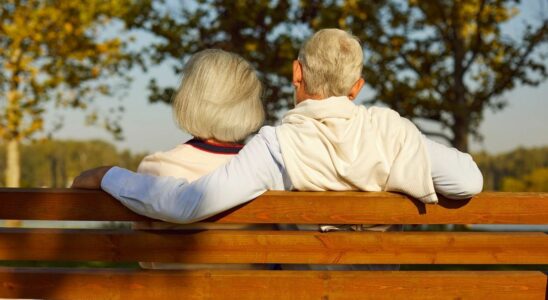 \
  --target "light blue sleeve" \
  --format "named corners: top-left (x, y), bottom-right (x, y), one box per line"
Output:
top-left (101, 127), bottom-right (288, 223)
top-left (423, 136), bottom-right (484, 199)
